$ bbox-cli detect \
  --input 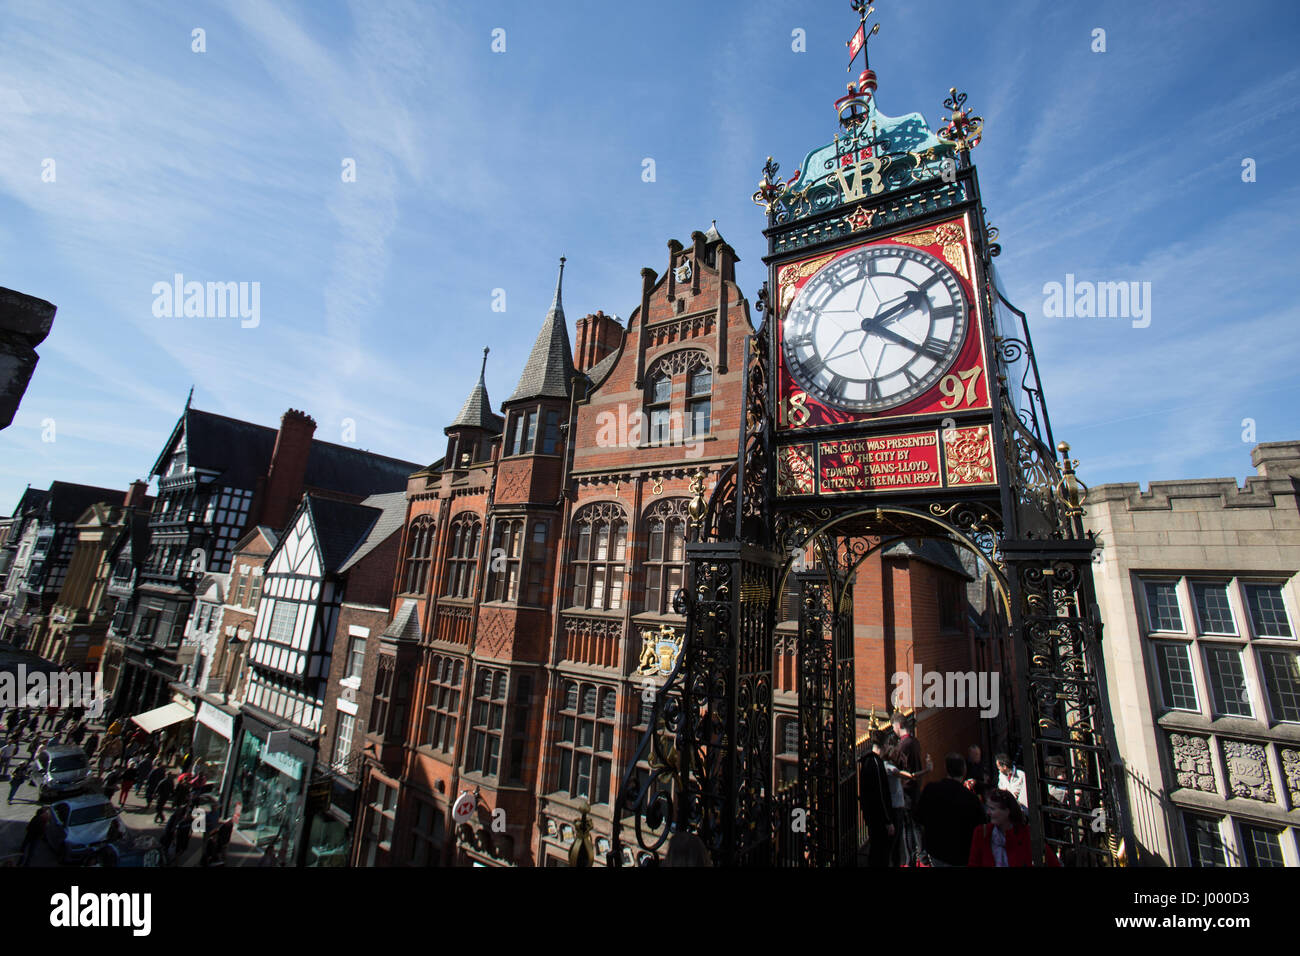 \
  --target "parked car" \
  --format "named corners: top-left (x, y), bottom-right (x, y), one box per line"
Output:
top-left (45, 794), bottom-right (127, 863)
top-left (32, 745), bottom-right (91, 801)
